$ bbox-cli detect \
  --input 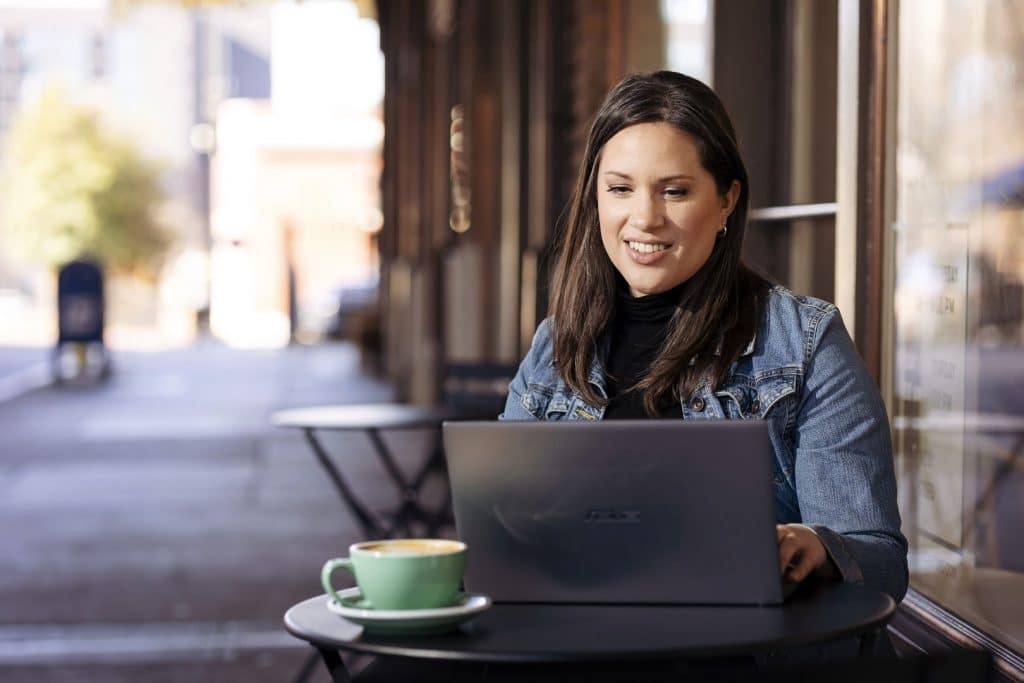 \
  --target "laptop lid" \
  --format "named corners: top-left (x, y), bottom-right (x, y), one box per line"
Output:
top-left (443, 420), bottom-right (784, 605)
